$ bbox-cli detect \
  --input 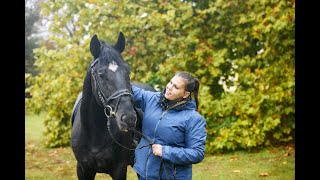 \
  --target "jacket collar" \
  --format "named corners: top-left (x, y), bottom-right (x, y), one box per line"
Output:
top-left (159, 89), bottom-right (196, 111)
